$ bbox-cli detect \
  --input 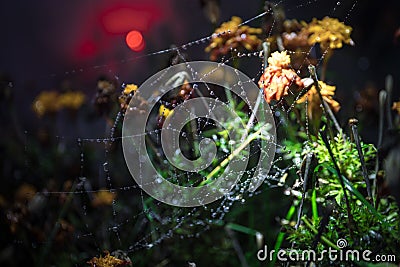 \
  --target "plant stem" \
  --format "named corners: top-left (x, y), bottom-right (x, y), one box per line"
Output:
top-left (295, 153), bottom-right (314, 229)
top-left (373, 91), bottom-right (387, 199)
top-left (269, 204), bottom-right (297, 267)
top-left (311, 189), bottom-right (318, 222)
top-left (385, 75), bottom-right (394, 129)
top-left (308, 65), bottom-right (342, 135)
top-left (199, 125), bottom-right (266, 186)
top-left (349, 118), bottom-right (372, 199)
